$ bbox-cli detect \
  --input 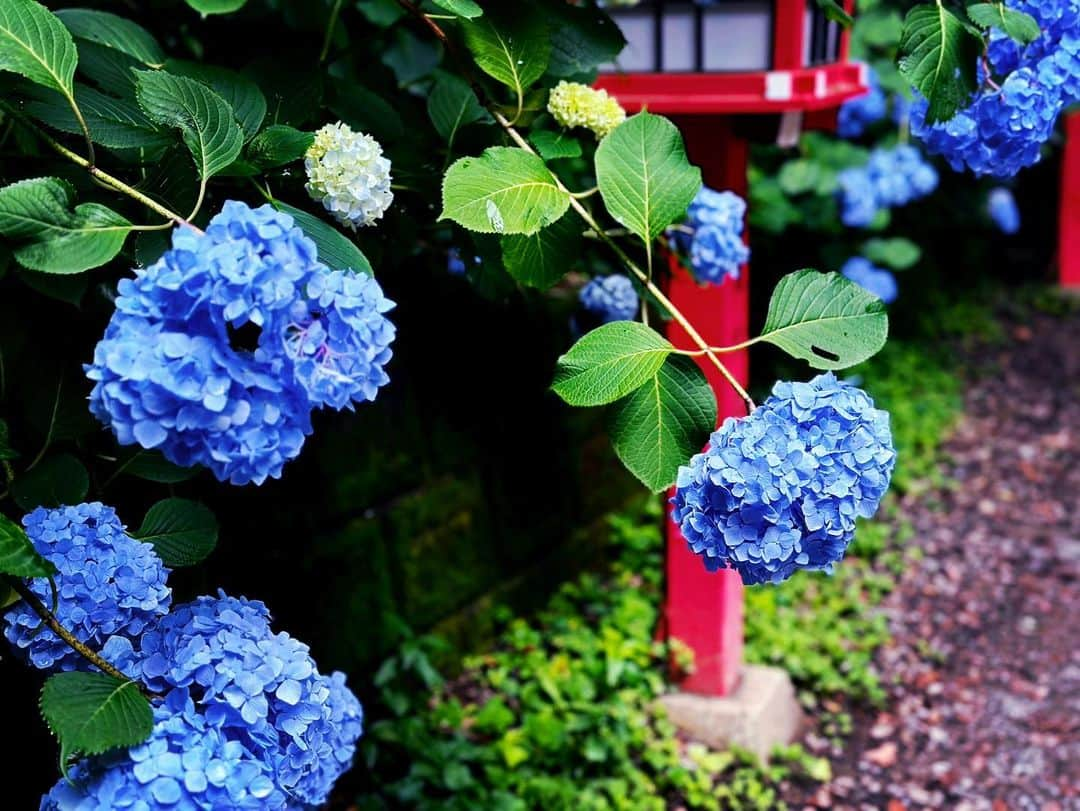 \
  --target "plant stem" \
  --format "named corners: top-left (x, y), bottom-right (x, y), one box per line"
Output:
top-left (2, 102), bottom-right (198, 232)
top-left (493, 110), bottom-right (756, 412)
top-left (3, 576), bottom-right (143, 687)
top-left (320, 0), bottom-right (345, 63)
